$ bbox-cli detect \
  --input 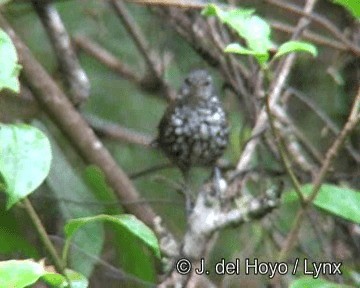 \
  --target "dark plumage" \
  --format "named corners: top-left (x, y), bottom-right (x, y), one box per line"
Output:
top-left (157, 70), bottom-right (229, 171)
